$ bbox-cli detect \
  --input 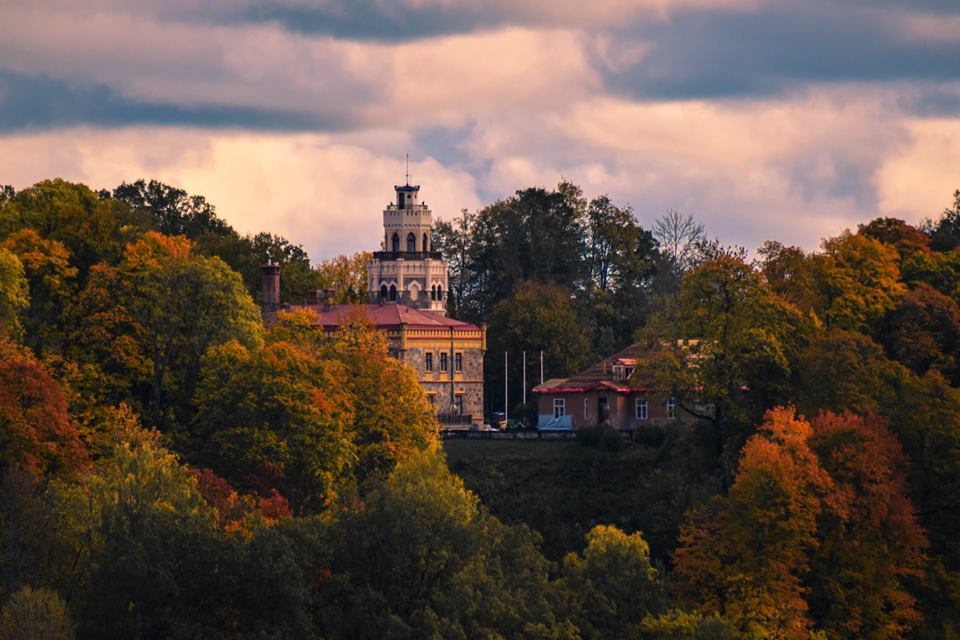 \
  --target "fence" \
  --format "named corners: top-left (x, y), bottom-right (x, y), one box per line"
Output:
top-left (440, 429), bottom-right (578, 441)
